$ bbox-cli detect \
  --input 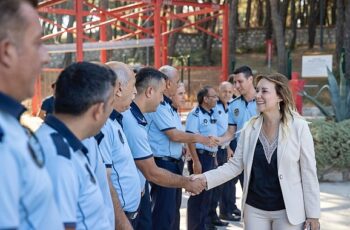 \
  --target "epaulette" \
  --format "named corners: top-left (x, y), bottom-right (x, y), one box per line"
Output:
top-left (192, 107), bottom-right (200, 117)
top-left (0, 126), bottom-right (3, 143)
top-left (51, 133), bottom-right (71, 159)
